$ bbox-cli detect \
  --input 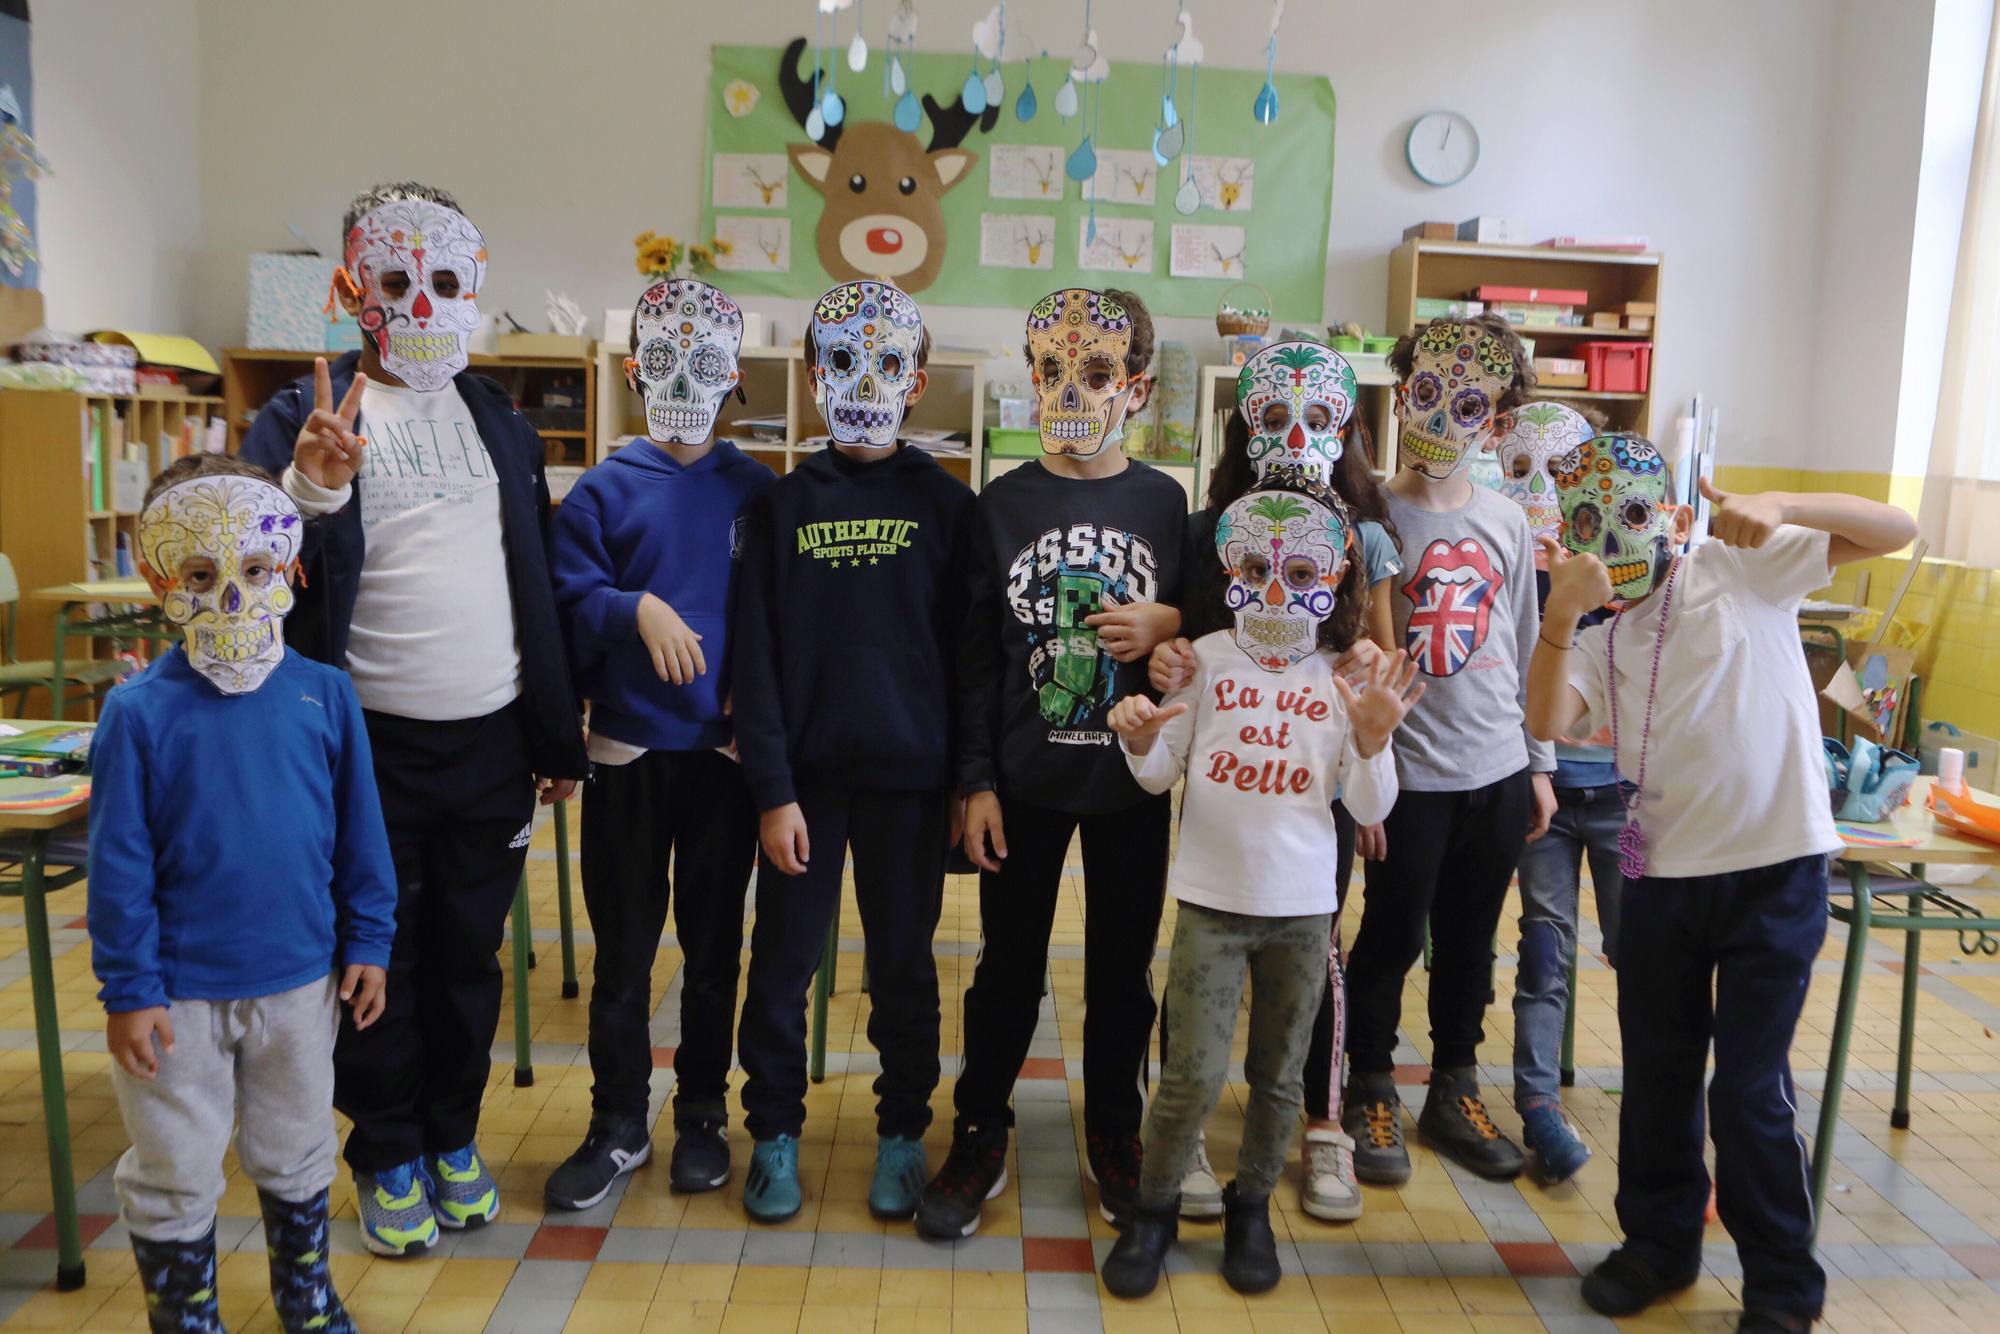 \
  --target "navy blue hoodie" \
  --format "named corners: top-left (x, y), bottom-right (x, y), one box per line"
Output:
top-left (550, 439), bottom-right (775, 752)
